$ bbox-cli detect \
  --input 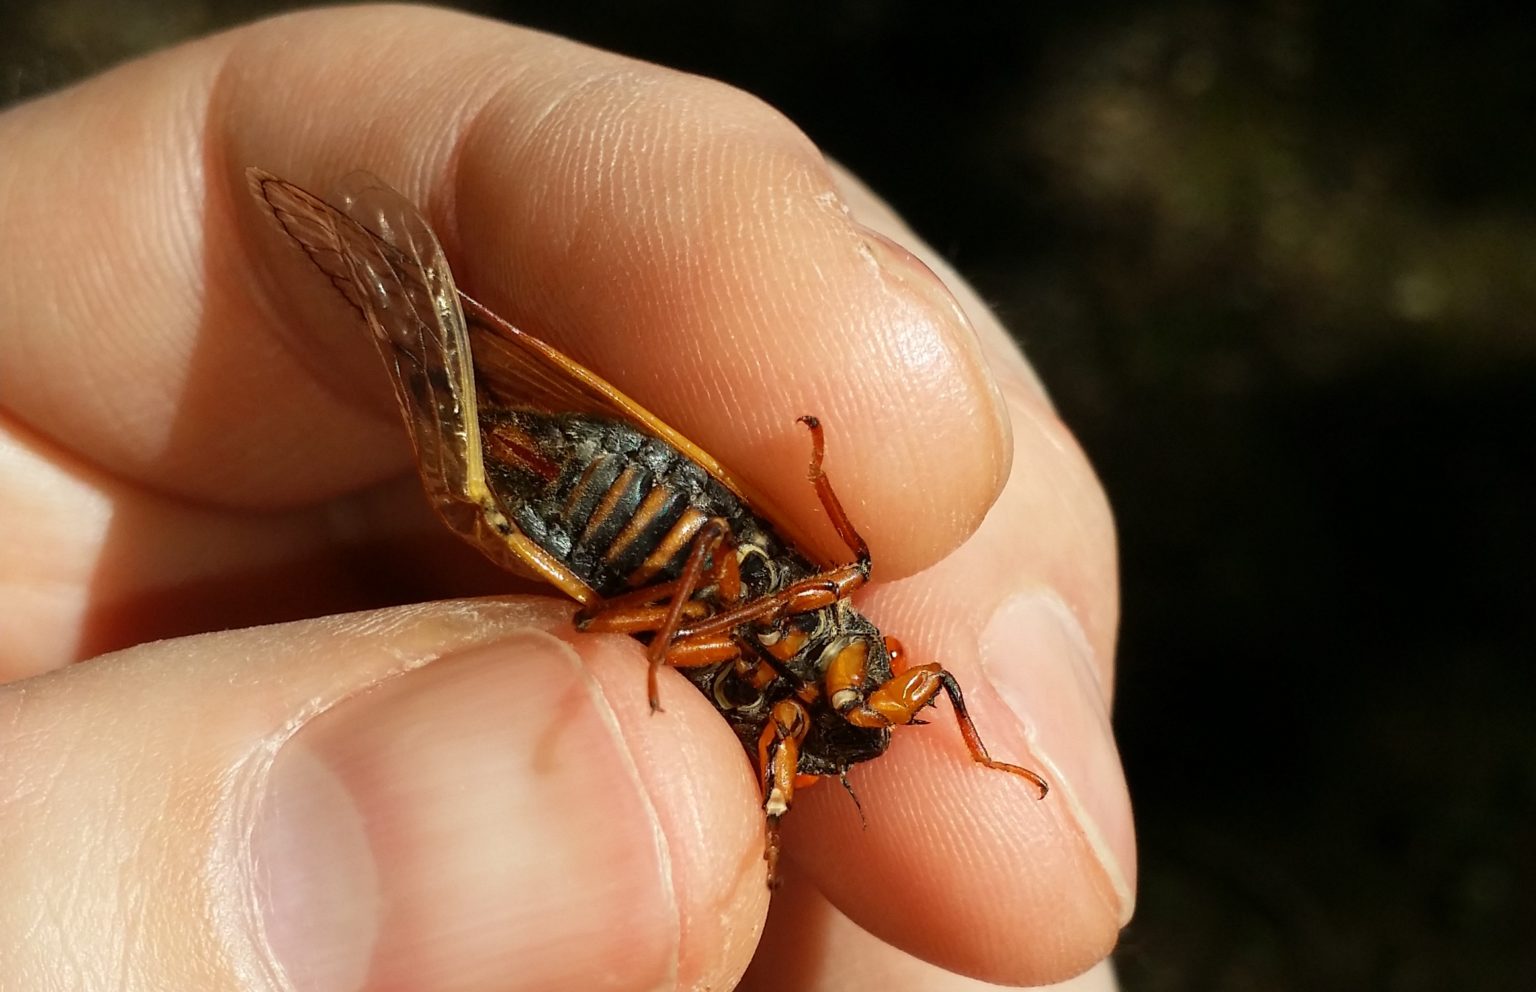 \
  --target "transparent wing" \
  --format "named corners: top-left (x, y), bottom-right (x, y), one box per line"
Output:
top-left (457, 296), bottom-right (766, 509)
top-left (320, 176), bottom-right (788, 554)
top-left (246, 167), bottom-right (594, 599)
top-left (327, 171), bottom-right (488, 524)
top-left (248, 167), bottom-right (824, 582)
